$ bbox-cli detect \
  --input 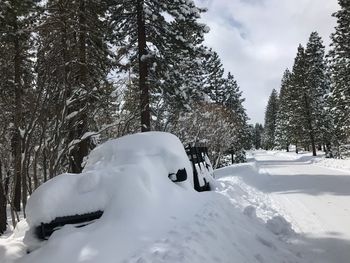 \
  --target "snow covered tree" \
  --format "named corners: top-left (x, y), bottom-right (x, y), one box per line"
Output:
top-left (36, 0), bottom-right (114, 174)
top-left (262, 89), bottom-right (279, 149)
top-left (328, 0), bottom-right (350, 145)
top-left (274, 34), bottom-right (330, 155)
top-left (221, 73), bottom-right (250, 162)
top-left (289, 45), bottom-right (310, 153)
top-left (203, 50), bottom-right (225, 103)
top-left (109, 0), bottom-right (209, 131)
top-left (172, 102), bottom-right (237, 168)
top-left (252, 123), bottom-right (264, 149)
top-left (0, 0), bottom-right (38, 211)
top-left (304, 32), bottom-right (330, 154)
top-left (275, 69), bottom-right (293, 151)
top-left (150, 45), bottom-right (210, 131)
